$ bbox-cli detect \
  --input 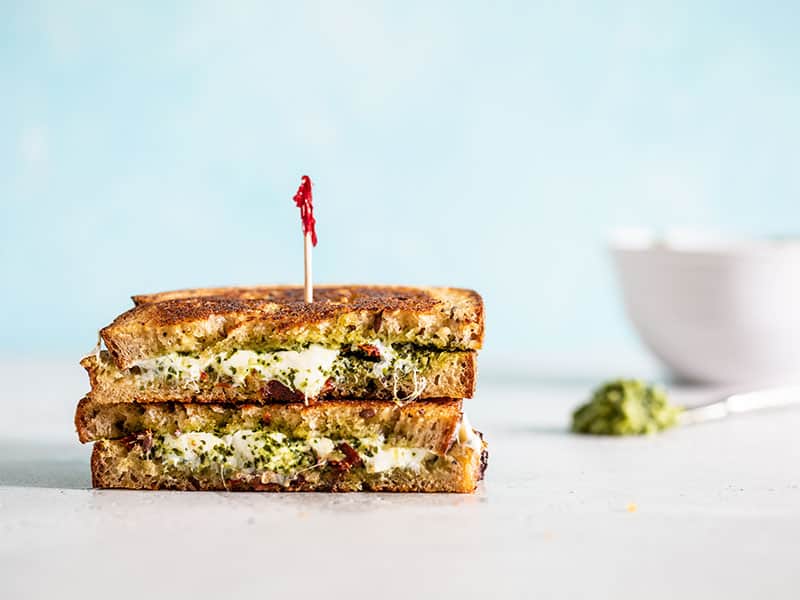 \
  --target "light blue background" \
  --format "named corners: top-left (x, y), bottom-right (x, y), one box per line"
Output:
top-left (2, 1), bottom-right (799, 364)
